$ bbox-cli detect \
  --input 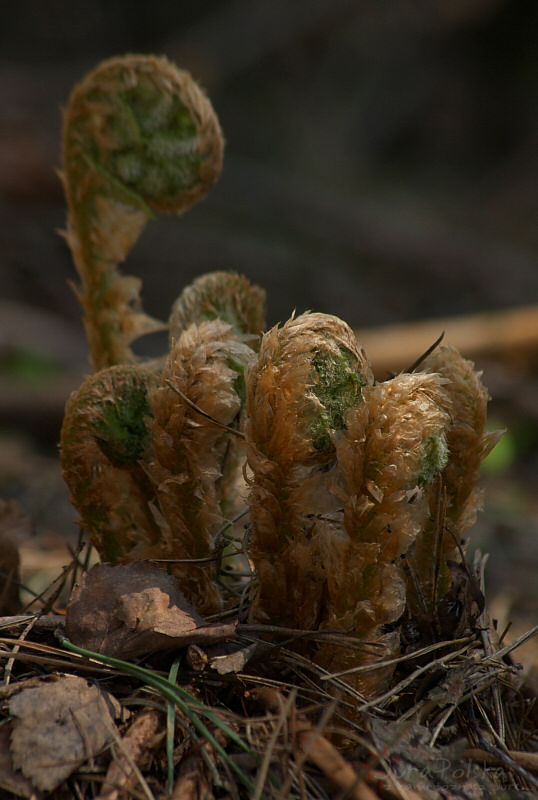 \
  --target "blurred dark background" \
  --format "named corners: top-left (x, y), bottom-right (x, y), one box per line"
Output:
top-left (0, 1), bottom-right (537, 651)
top-left (3, 0), bottom-right (538, 334)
